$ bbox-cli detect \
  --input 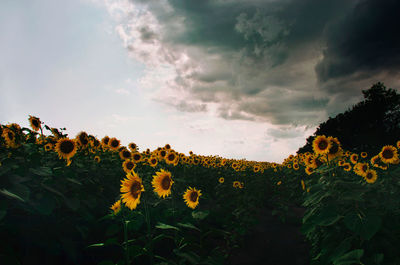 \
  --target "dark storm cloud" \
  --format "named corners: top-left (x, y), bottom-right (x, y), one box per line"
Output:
top-left (315, 0), bottom-right (400, 85)
top-left (124, 0), bottom-right (398, 126)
